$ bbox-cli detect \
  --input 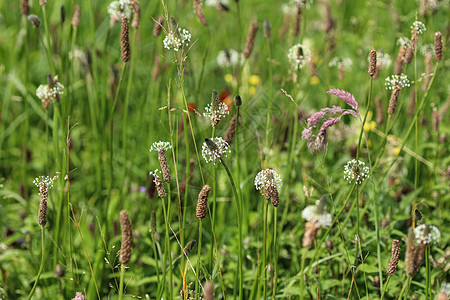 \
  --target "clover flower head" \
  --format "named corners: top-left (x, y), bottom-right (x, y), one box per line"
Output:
top-left (301, 197), bottom-right (332, 228)
top-left (385, 74), bottom-right (410, 90)
top-left (254, 169), bottom-right (282, 191)
top-left (149, 141), bottom-right (172, 152)
top-left (411, 21), bottom-right (426, 34)
top-left (329, 57), bottom-right (353, 69)
top-left (107, 0), bottom-right (132, 23)
top-left (287, 43), bottom-right (311, 70)
top-left (217, 49), bottom-right (243, 67)
top-left (163, 28), bottom-right (191, 52)
top-left (397, 37), bottom-right (410, 49)
top-left (33, 175), bottom-right (55, 189)
top-left (343, 159), bottom-right (370, 184)
top-left (414, 224), bottom-right (440, 245)
top-left (420, 44), bottom-right (435, 56)
top-left (202, 137), bottom-right (230, 164)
